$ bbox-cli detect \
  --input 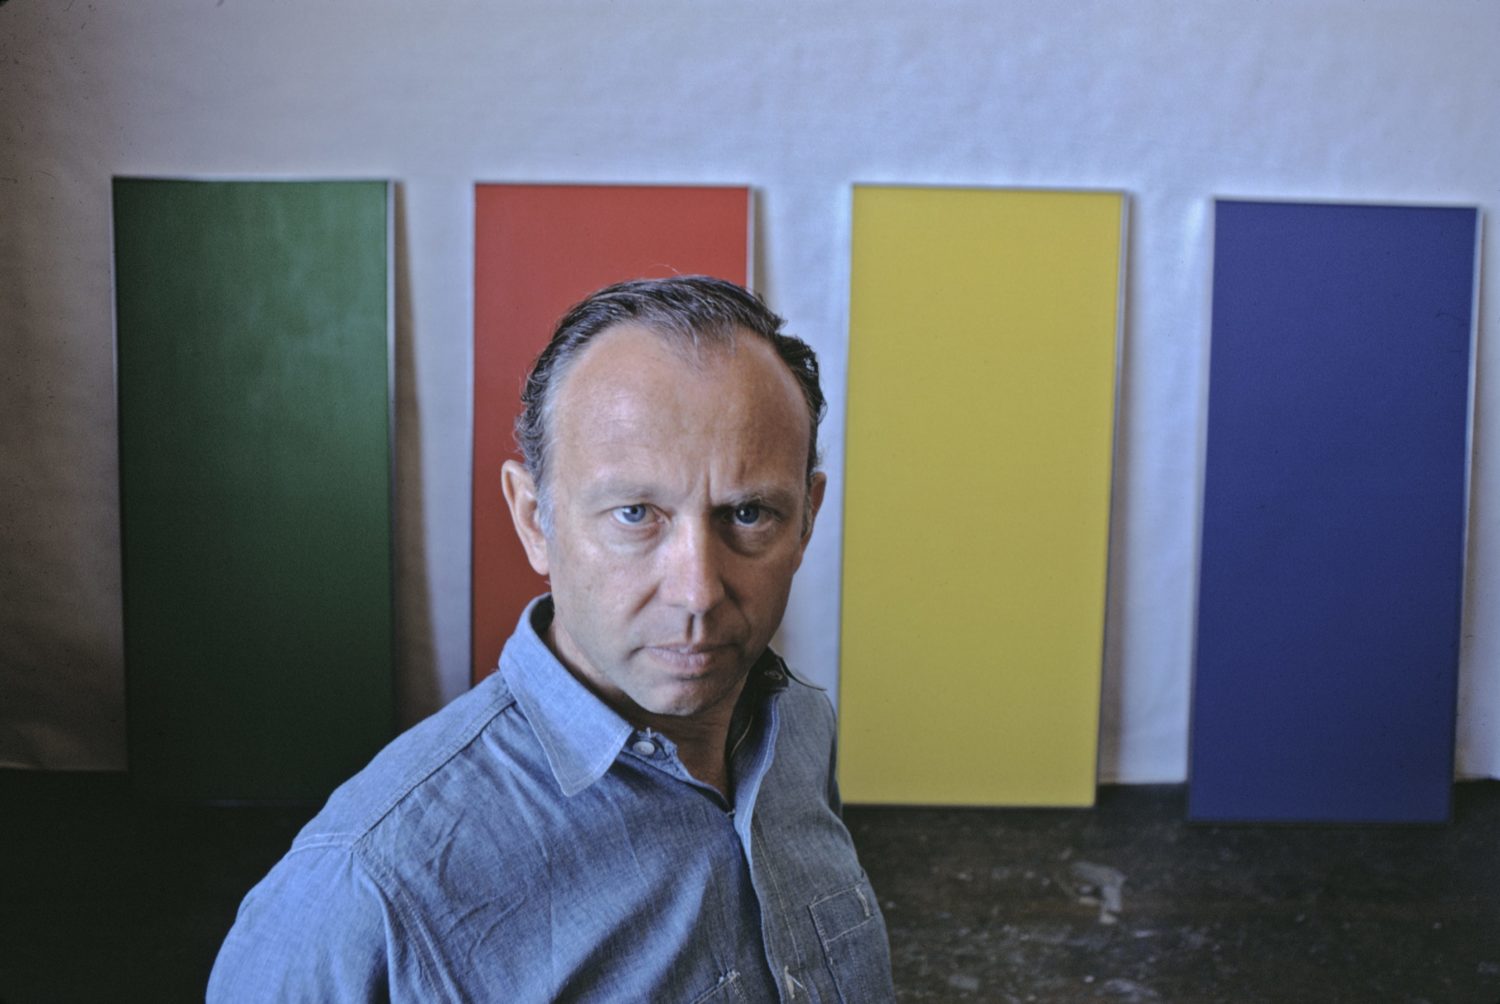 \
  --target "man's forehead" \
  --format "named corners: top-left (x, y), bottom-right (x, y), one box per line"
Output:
top-left (546, 322), bottom-right (811, 481)
top-left (573, 320), bottom-right (740, 369)
top-left (556, 321), bottom-right (801, 411)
